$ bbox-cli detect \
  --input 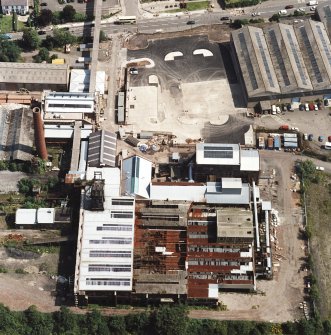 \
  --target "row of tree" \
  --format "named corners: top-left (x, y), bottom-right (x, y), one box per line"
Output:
top-left (1, 303), bottom-right (331, 335)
